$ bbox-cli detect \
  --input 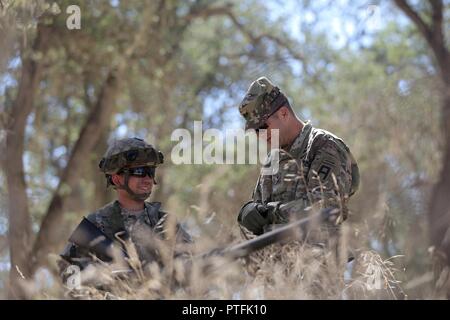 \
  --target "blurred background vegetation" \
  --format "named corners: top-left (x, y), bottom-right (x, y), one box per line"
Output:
top-left (0, 0), bottom-right (449, 299)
